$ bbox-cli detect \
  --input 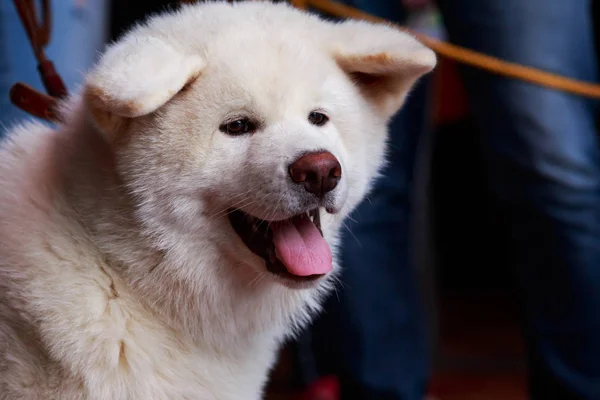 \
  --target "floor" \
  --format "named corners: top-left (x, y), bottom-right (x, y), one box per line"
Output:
top-left (427, 290), bottom-right (527, 400)
top-left (265, 289), bottom-right (527, 400)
